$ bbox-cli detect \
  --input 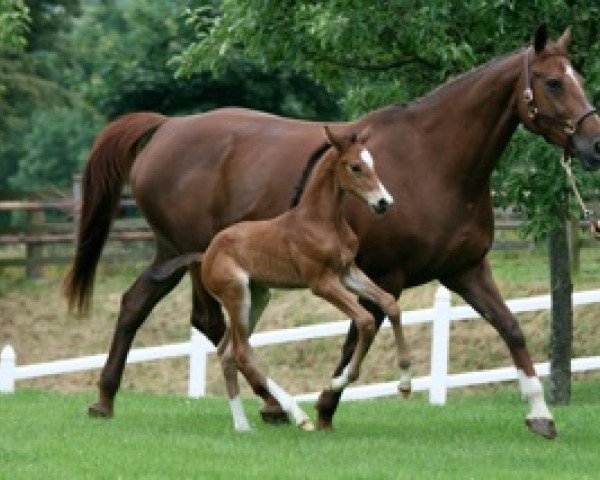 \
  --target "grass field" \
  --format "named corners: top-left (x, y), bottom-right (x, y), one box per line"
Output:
top-left (1, 381), bottom-right (600, 479)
